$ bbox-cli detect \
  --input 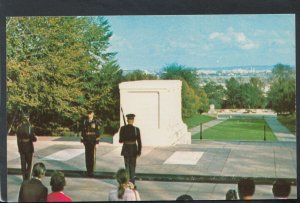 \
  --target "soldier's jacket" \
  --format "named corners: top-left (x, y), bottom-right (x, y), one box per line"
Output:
top-left (119, 124), bottom-right (142, 157)
top-left (16, 121), bottom-right (37, 153)
top-left (81, 118), bottom-right (101, 144)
